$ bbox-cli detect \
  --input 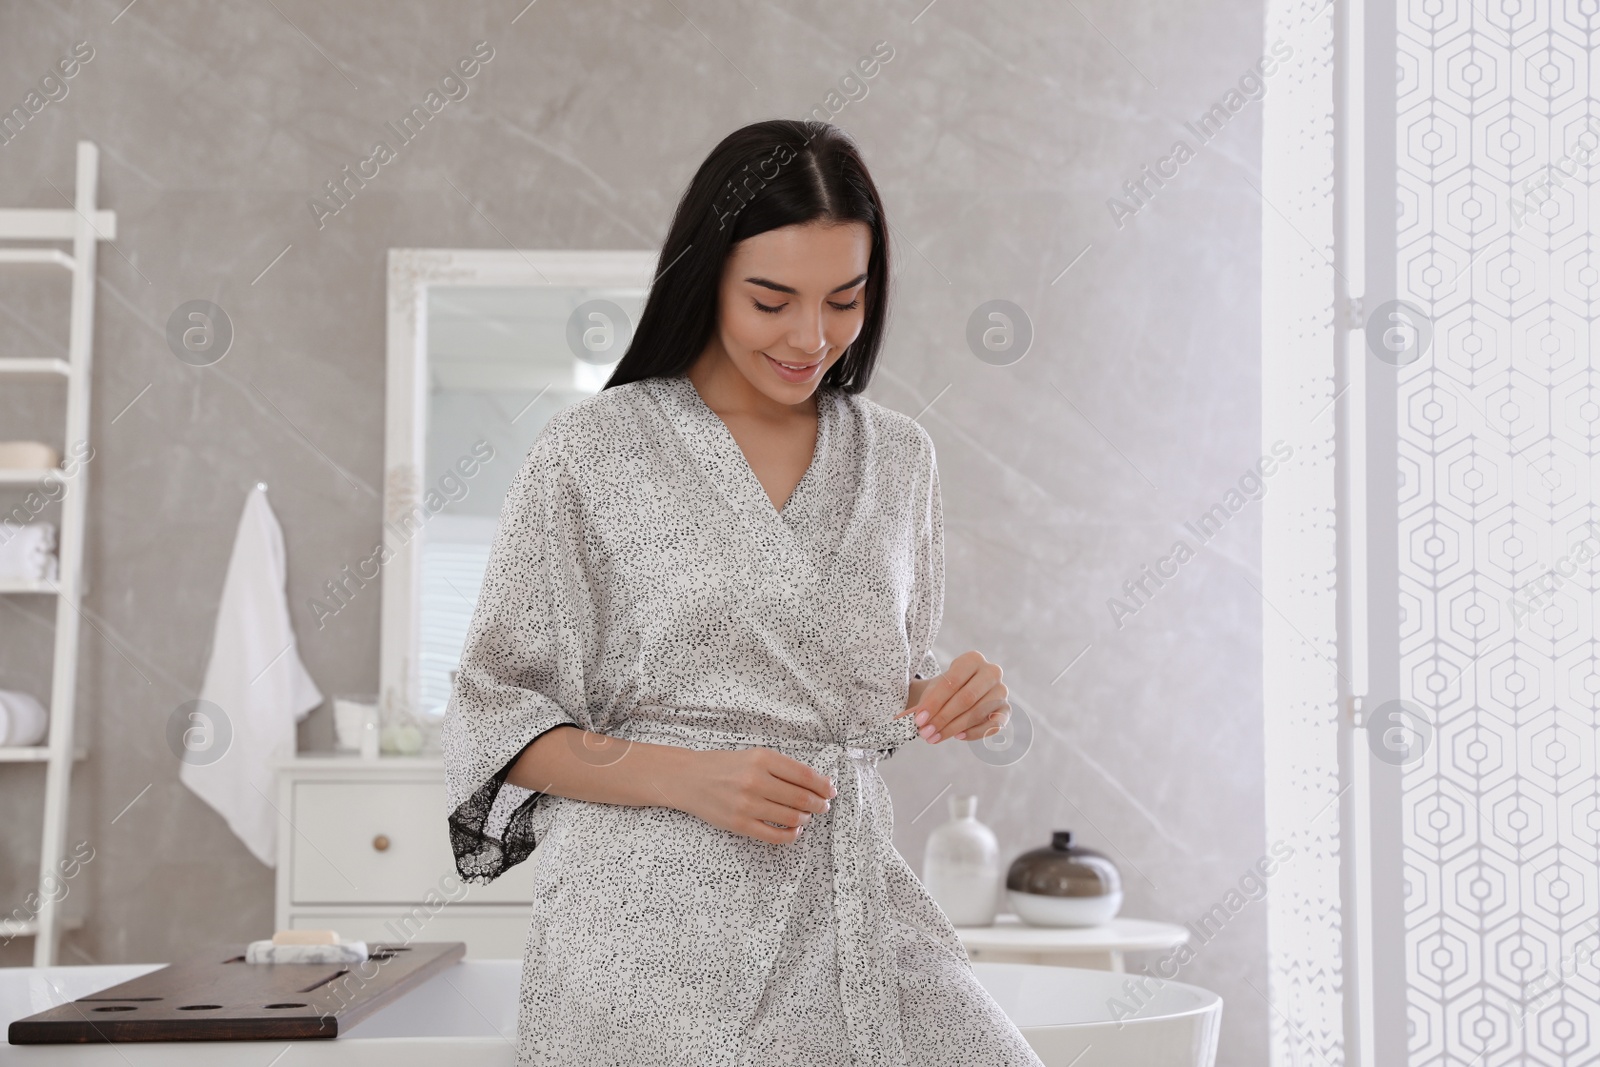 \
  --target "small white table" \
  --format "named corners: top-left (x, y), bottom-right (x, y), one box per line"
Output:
top-left (951, 914), bottom-right (1189, 973)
